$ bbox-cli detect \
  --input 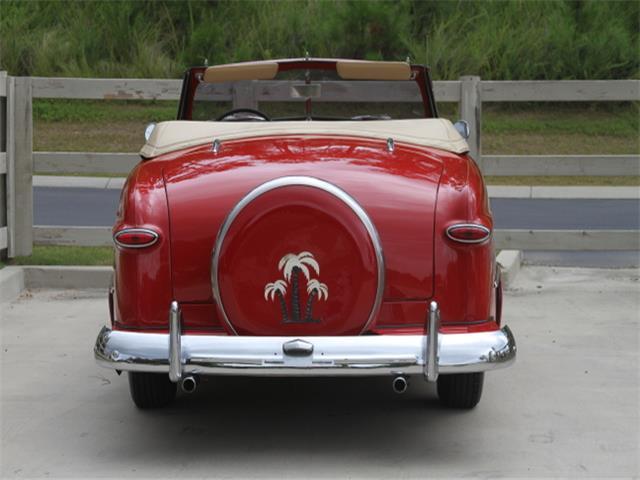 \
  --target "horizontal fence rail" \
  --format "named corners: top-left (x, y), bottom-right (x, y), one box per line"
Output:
top-left (481, 80), bottom-right (640, 102)
top-left (483, 155), bottom-right (640, 177)
top-left (493, 229), bottom-right (639, 251)
top-left (35, 152), bottom-right (640, 177)
top-left (33, 226), bottom-right (640, 251)
top-left (34, 152), bottom-right (140, 175)
top-left (29, 77), bottom-right (640, 102)
top-left (30, 77), bottom-right (464, 102)
top-left (31, 77), bottom-right (183, 101)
